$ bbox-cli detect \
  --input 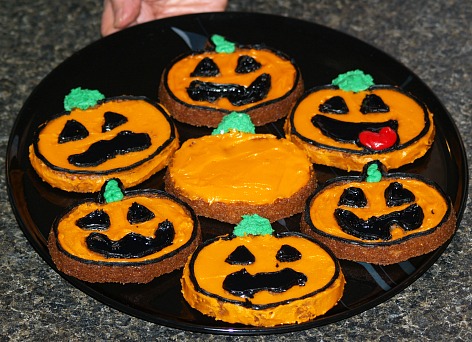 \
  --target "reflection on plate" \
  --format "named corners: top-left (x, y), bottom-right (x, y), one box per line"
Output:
top-left (6, 13), bottom-right (468, 335)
